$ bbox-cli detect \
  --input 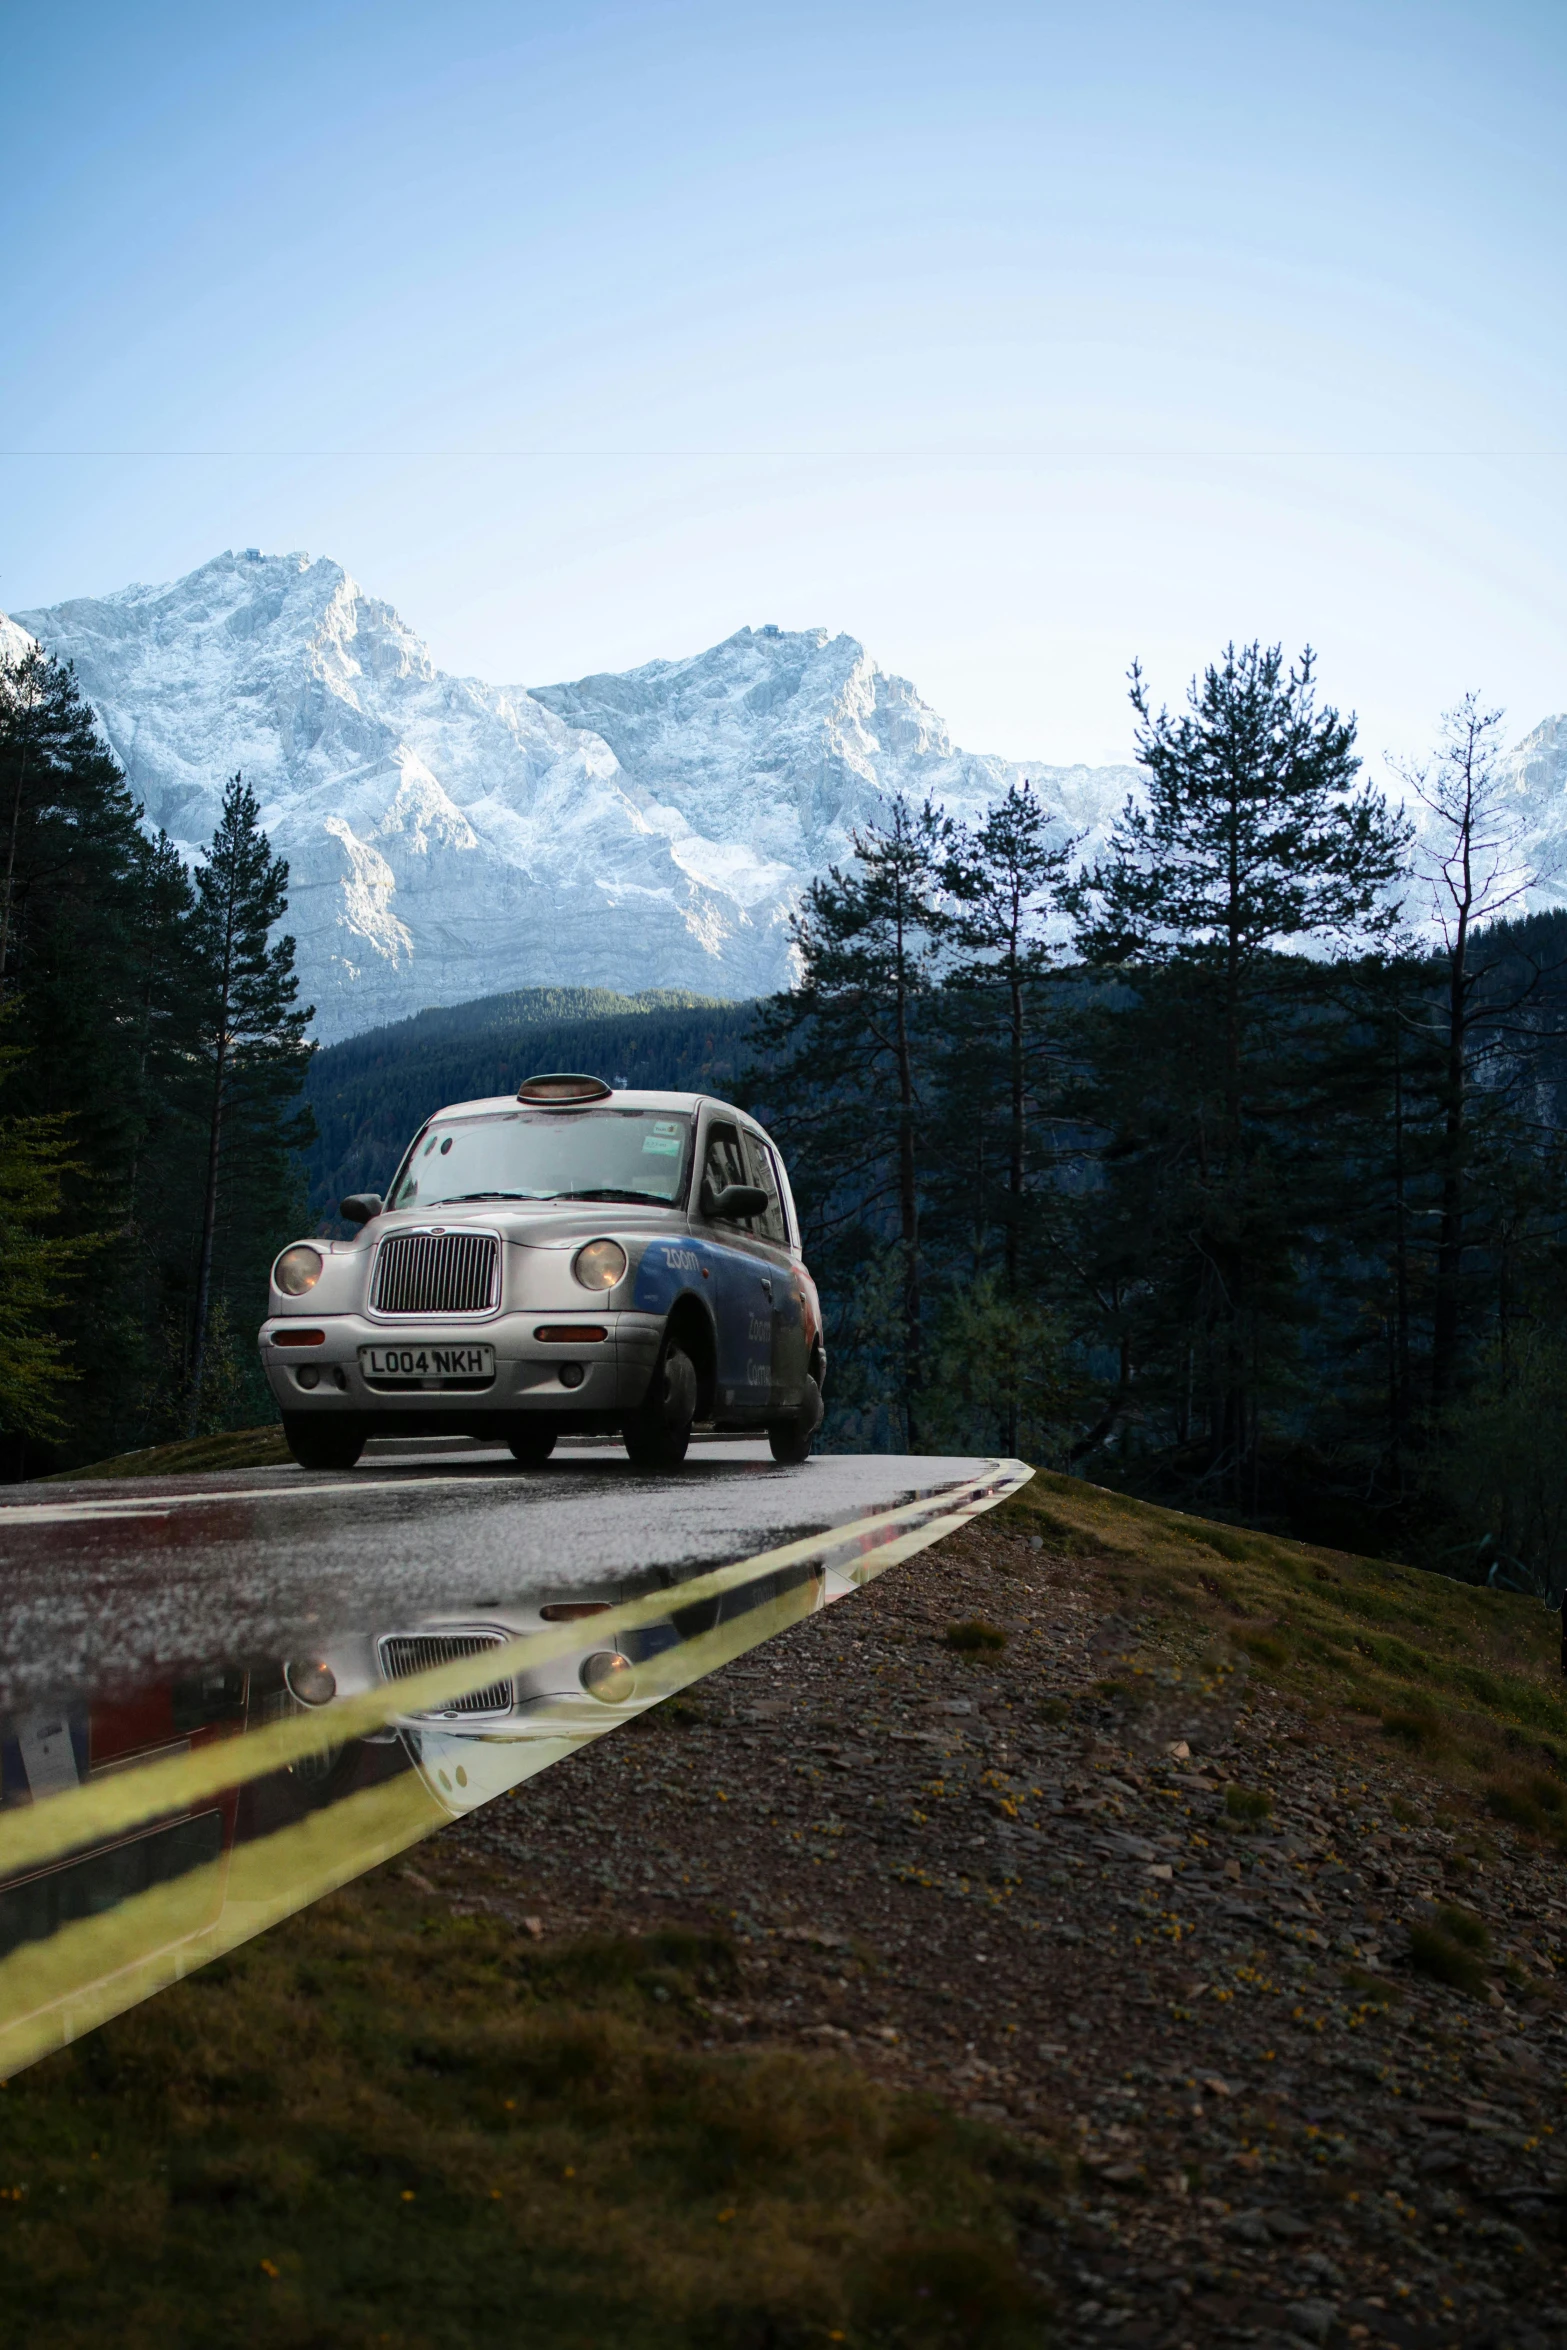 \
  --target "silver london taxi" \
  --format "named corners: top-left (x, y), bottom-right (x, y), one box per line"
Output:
top-left (259, 1072), bottom-right (826, 1473)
